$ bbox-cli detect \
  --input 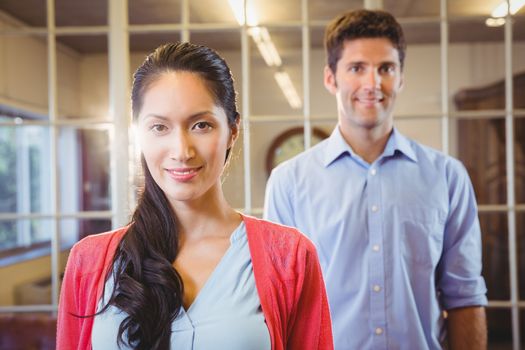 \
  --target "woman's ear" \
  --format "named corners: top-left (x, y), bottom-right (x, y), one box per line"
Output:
top-left (229, 113), bottom-right (241, 148)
